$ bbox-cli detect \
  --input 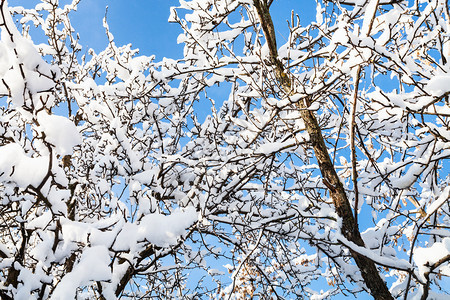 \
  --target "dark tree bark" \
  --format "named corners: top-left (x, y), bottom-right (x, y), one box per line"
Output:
top-left (253, 1), bottom-right (393, 299)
